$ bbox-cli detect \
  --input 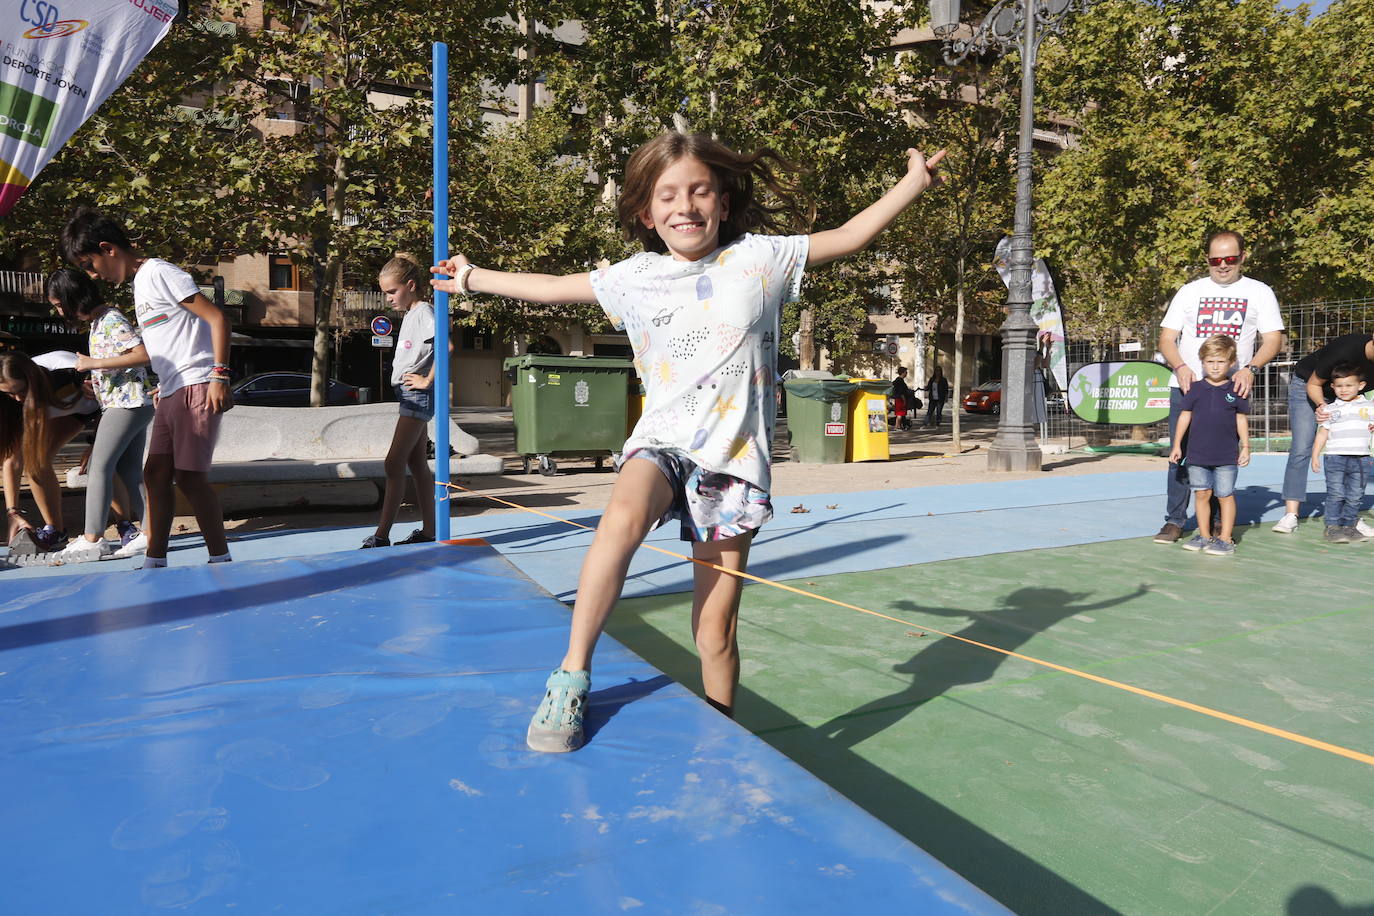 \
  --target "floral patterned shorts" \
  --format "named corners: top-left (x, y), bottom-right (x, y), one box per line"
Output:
top-left (623, 448), bottom-right (773, 542)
